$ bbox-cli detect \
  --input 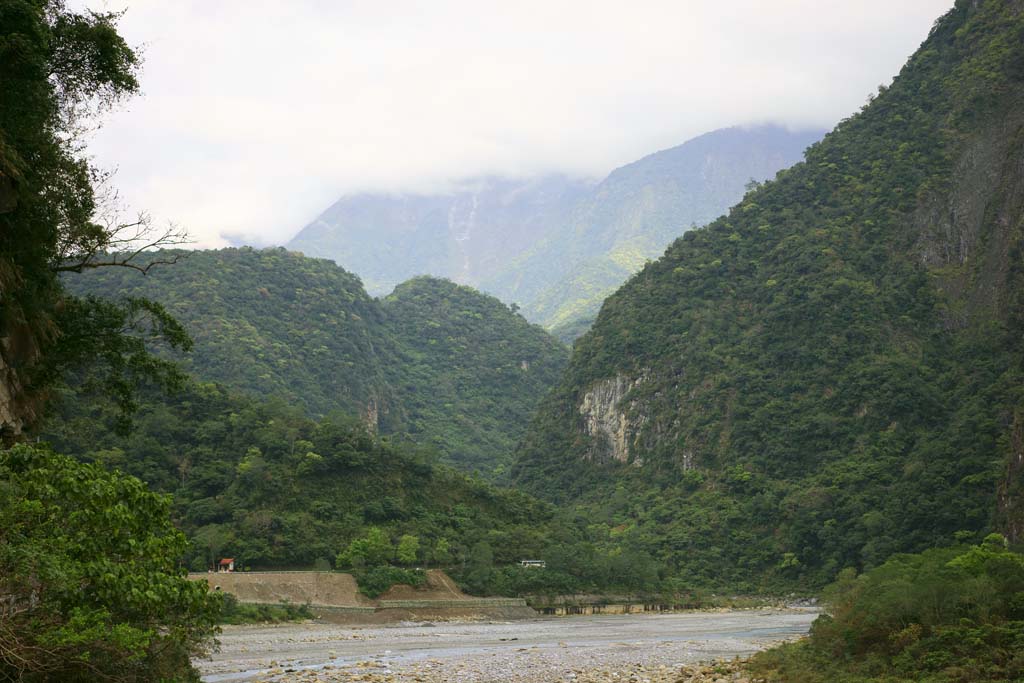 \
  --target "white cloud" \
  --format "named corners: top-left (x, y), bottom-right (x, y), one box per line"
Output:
top-left (83, 0), bottom-right (954, 247)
